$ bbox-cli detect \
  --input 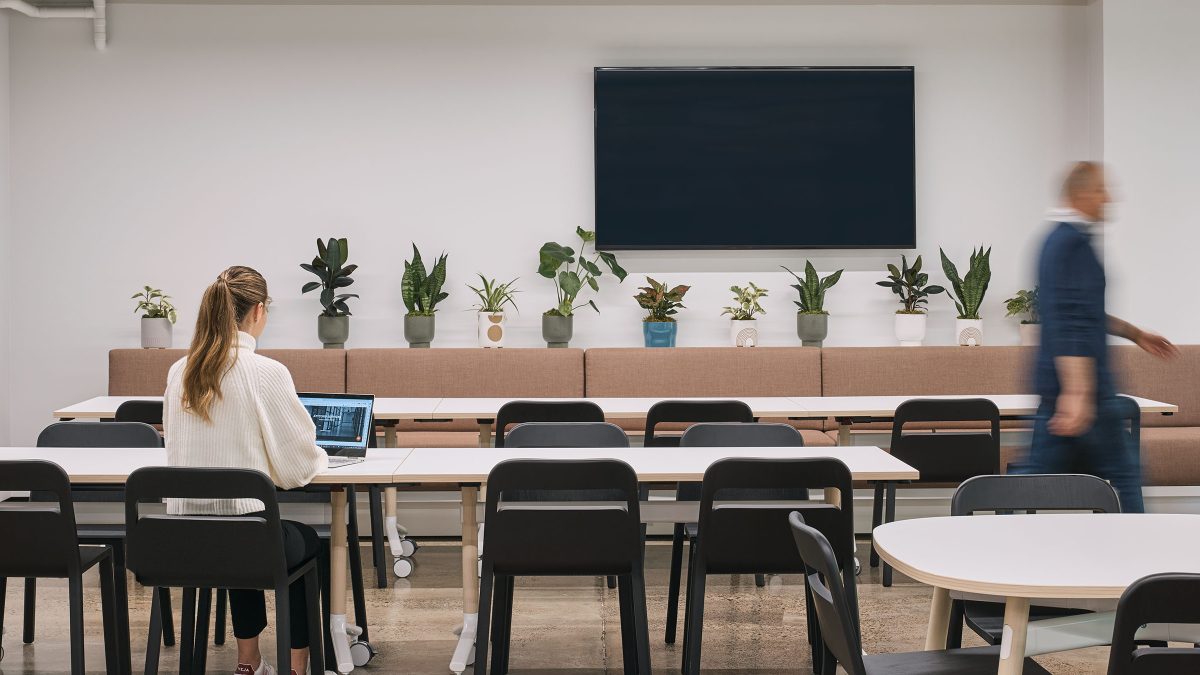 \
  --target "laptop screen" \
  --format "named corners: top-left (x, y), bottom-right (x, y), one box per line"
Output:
top-left (298, 393), bottom-right (375, 451)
